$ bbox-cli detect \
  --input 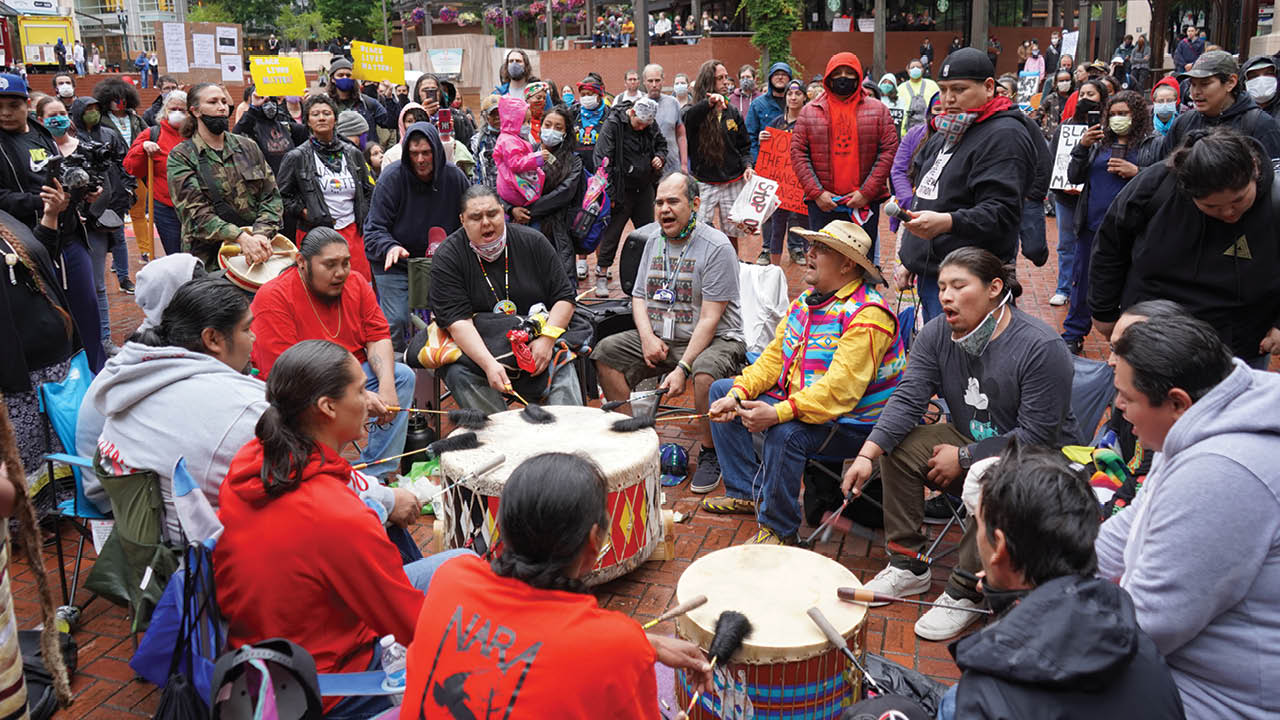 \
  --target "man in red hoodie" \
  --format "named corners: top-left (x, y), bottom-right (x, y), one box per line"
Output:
top-left (791, 52), bottom-right (899, 257)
